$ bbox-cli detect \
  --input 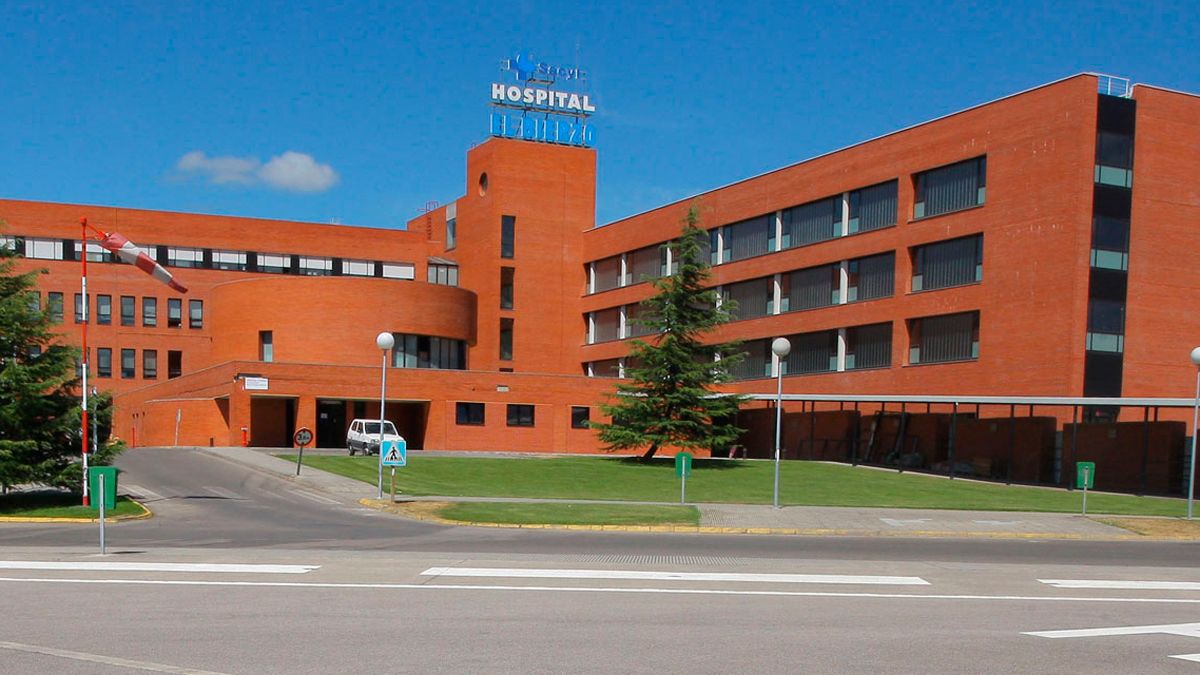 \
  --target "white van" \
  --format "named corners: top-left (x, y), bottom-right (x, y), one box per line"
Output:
top-left (345, 419), bottom-right (403, 456)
